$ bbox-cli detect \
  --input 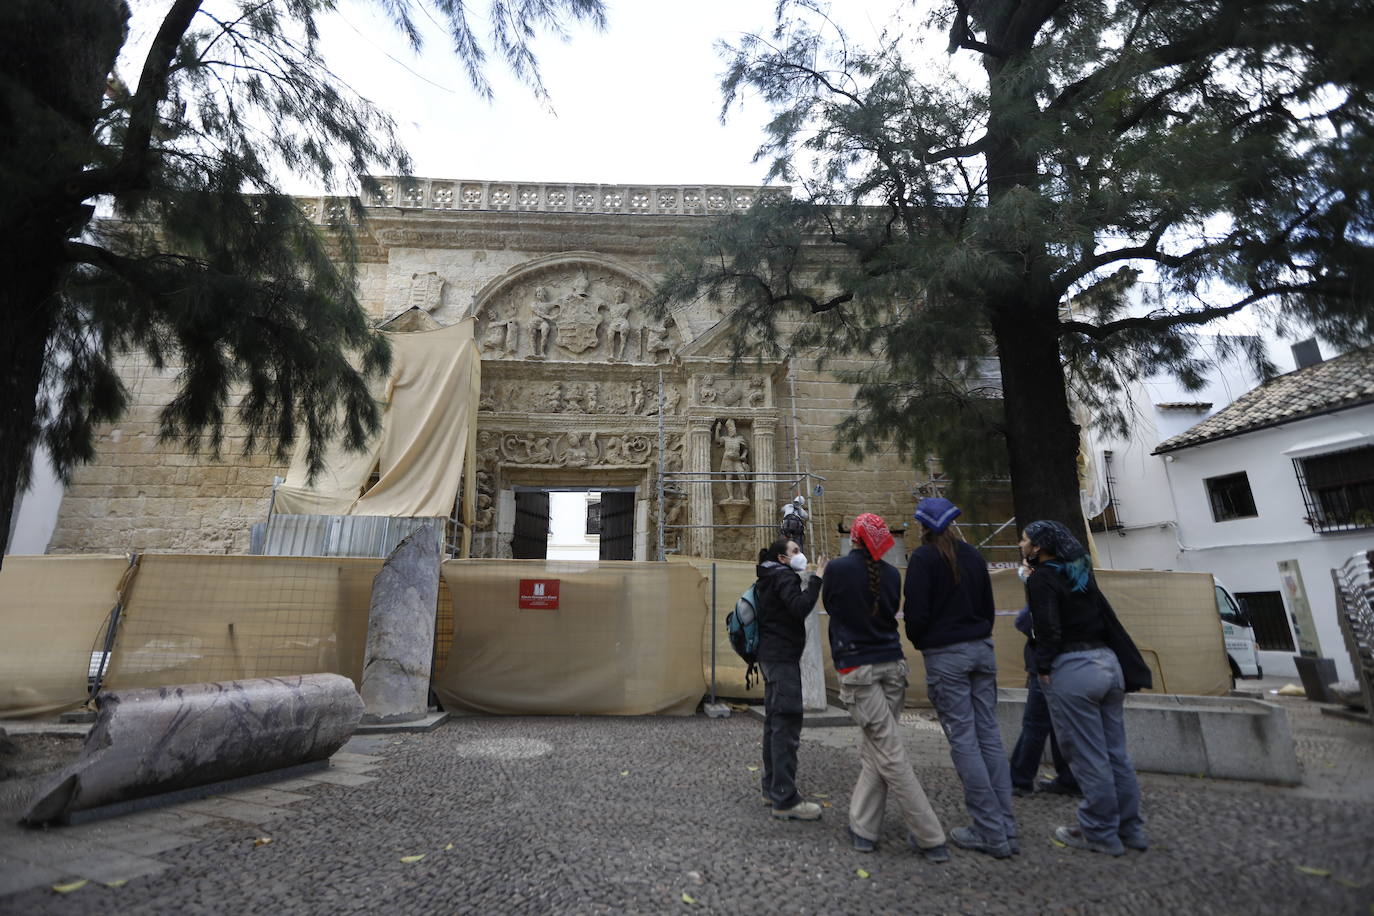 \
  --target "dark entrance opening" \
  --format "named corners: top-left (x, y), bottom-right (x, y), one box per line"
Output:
top-left (512, 490), bottom-right (551, 559)
top-left (598, 491), bottom-right (635, 560)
